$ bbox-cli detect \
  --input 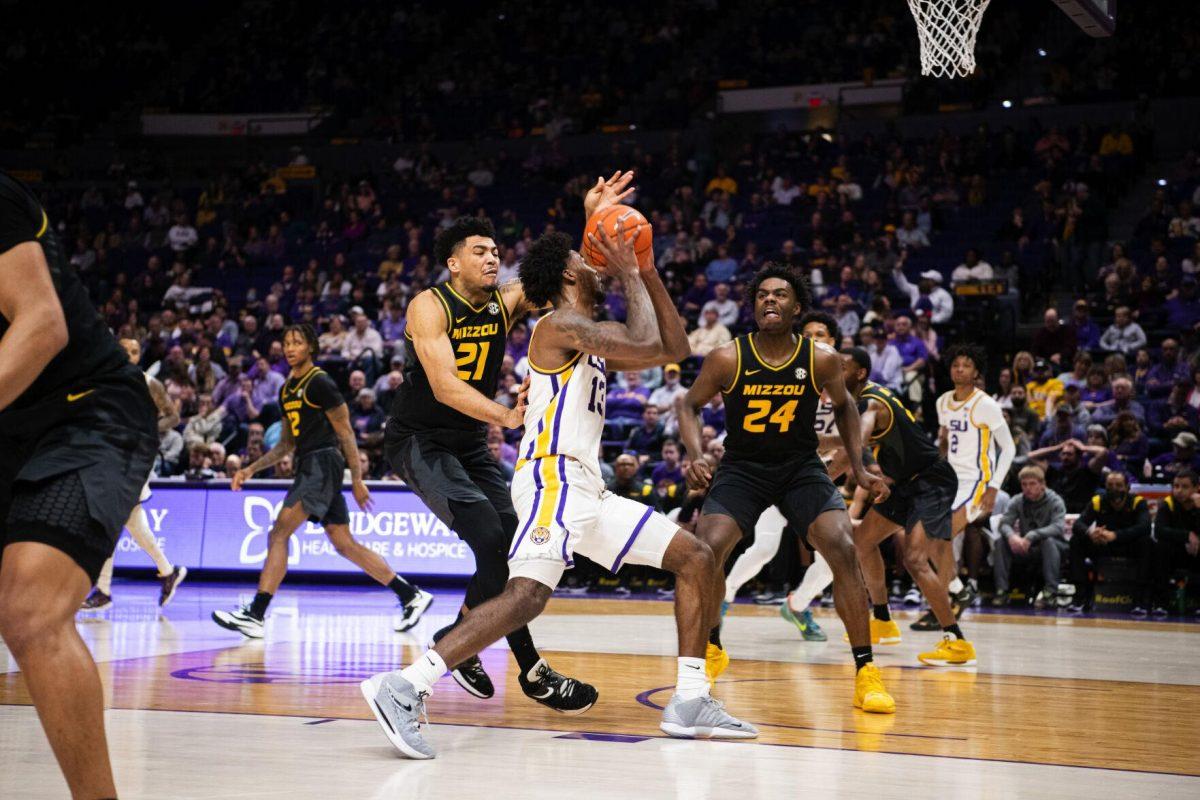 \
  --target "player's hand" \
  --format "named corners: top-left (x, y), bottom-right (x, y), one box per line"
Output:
top-left (685, 458), bottom-right (713, 492)
top-left (583, 170), bottom-right (636, 219)
top-left (353, 479), bottom-right (373, 512)
top-left (230, 468), bottom-right (251, 491)
top-left (977, 487), bottom-right (998, 516)
top-left (587, 221), bottom-right (640, 277)
top-left (857, 470), bottom-right (890, 503)
top-left (515, 373), bottom-right (532, 410)
top-left (503, 390), bottom-right (528, 430)
top-left (1187, 531), bottom-right (1199, 557)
